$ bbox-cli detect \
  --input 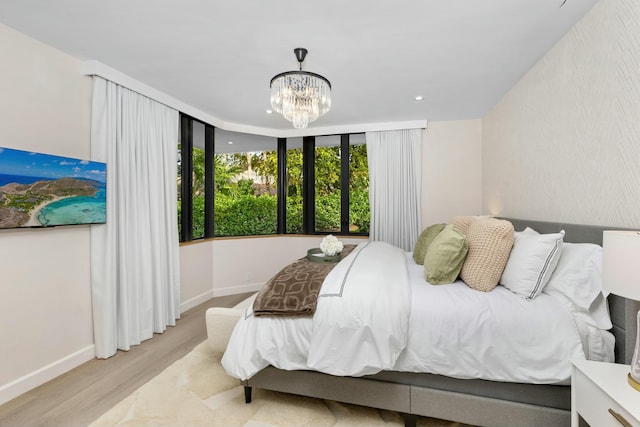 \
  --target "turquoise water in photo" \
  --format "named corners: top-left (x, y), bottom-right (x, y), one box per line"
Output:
top-left (37, 187), bottom-right (106, 226)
